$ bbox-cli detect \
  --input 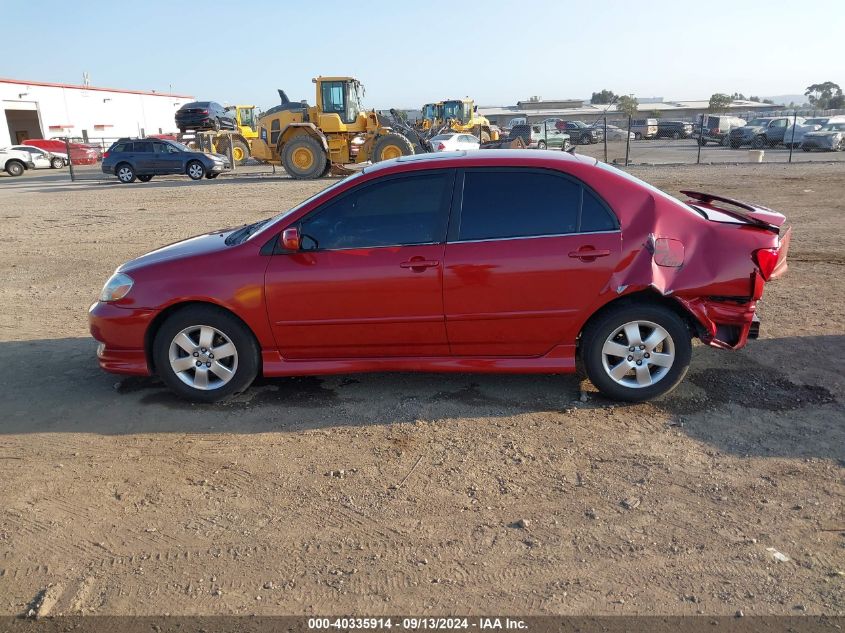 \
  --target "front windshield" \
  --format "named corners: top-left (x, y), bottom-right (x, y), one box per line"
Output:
top-left (423, 104), bottom-right (440, 120)
top-left (346, 81), bottom-right (363, 122)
